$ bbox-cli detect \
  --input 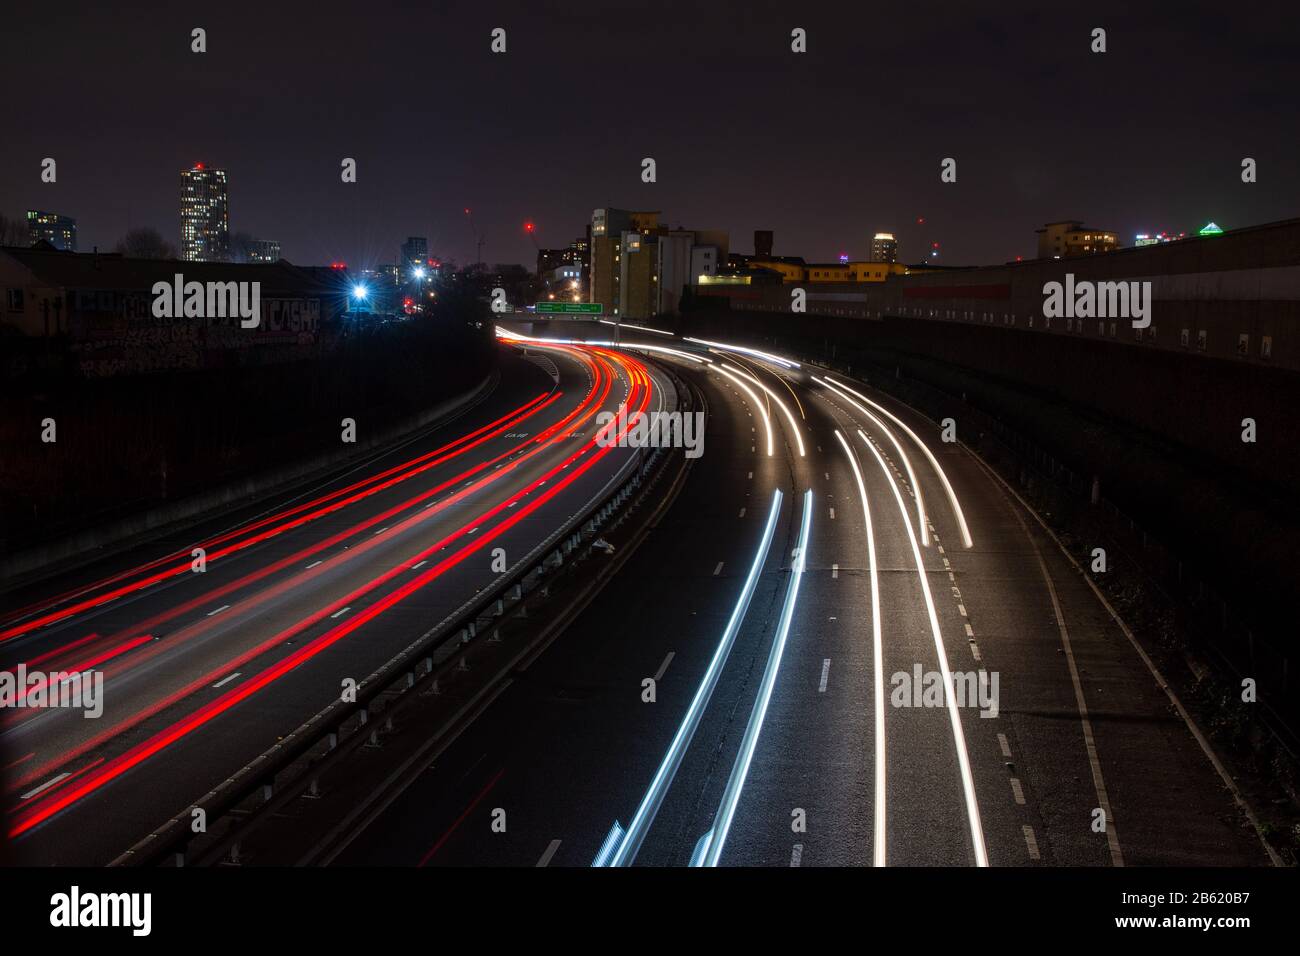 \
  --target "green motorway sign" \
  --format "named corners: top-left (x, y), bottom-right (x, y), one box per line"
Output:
top-left (535, 301), bottom-right (602, 314)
